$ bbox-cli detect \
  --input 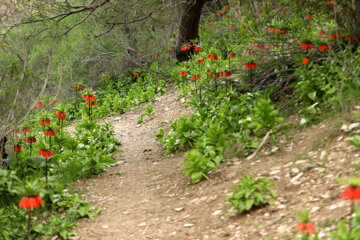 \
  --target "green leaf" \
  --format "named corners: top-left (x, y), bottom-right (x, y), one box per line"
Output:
top-left (190, 172), bottom-right (203, 184)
